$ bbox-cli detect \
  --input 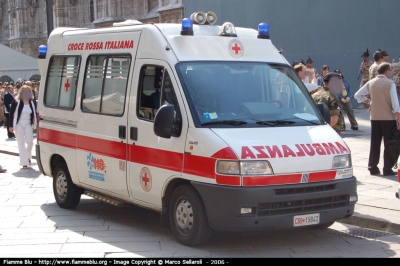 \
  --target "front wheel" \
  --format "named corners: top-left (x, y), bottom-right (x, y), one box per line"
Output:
top-left (169, 185), bottom-right (211, 246)
top-left (53, 163), bottom-right (81, 209)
